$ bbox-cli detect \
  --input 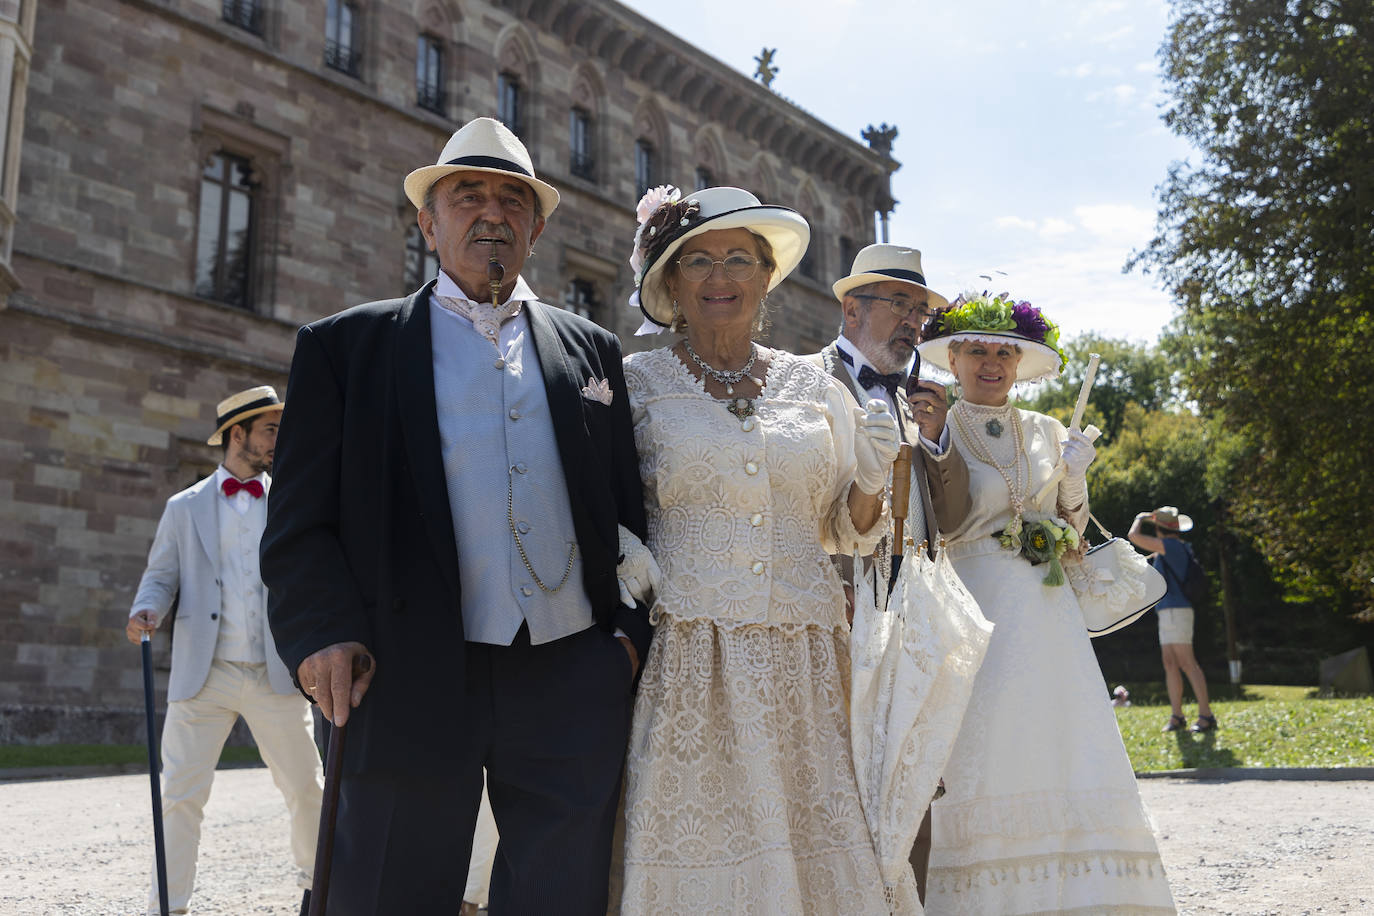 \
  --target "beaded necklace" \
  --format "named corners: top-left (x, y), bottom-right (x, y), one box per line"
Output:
top-left (683, 339), bottom-right (762, 396)
top-left (952, 400), bottom-right (1028, 524)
